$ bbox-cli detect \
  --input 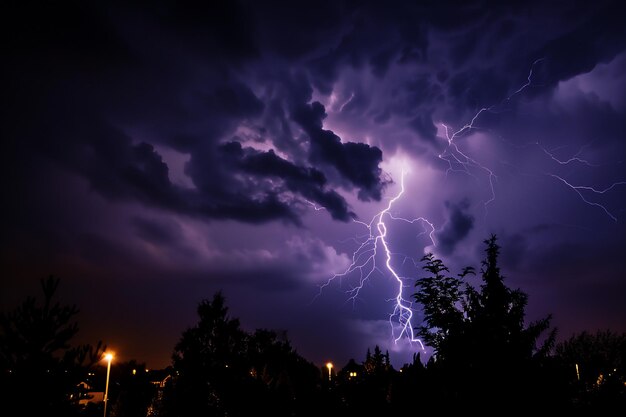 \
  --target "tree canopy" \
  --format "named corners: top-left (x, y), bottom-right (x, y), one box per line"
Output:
top-left (160, 292), bottom-right (323, 417)
top-left (0, 276), bottom-right (105, 416)
top-left (413, 235), bottom-right (556, 409)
